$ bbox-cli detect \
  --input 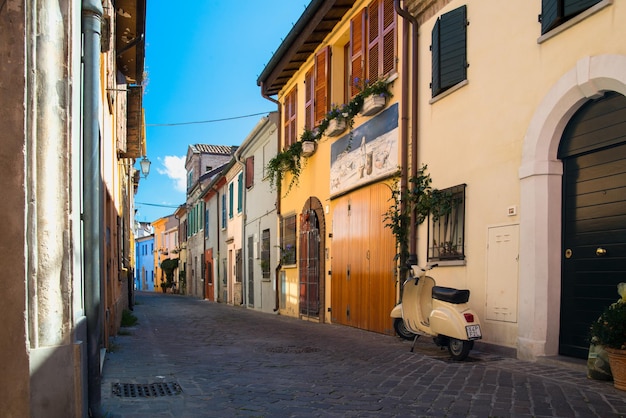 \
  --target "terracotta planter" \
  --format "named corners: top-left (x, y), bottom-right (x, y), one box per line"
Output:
top-left (327, 118), bottom-right (347, 137)
top-left (606, 347), bottom-right (626, 391)
top-left (361, 94), bottom-right (386, 116)
top-left (302, 141), bottom-right (316, 157)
